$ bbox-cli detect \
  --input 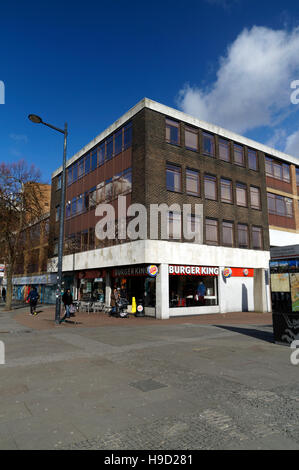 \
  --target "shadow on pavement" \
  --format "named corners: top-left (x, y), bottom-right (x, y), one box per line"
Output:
top-left (214, 325), bottom-right (274, 344)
